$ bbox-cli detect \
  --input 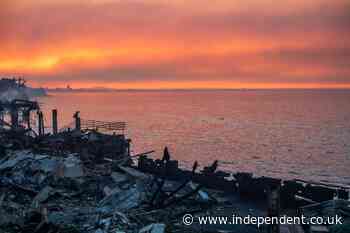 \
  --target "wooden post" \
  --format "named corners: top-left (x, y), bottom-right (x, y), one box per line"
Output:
top-left (73, 111), bottom-right (81, 131)
top-left (10, 108), bottom-right (18, 129)
top-left (24, 111), bottom-right (31, 129)
top-left (267, 186), bottom-right (280, 233)
top-left (52, 109), bottom-right (58, 135)
top-left (38, 111), bottom-right (44, 136)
